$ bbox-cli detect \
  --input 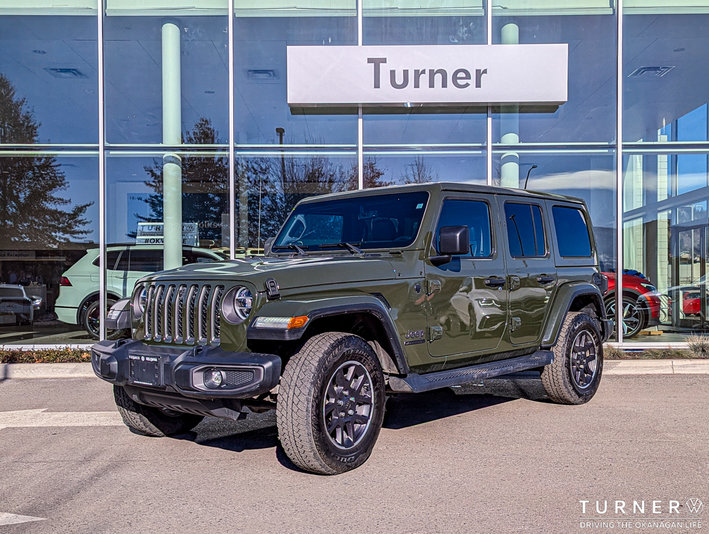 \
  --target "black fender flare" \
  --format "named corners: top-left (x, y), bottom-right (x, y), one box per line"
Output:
top-left (542, 282), bottom-right (609, 347)
top-left (247, 296), bottom-right (409, 375)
